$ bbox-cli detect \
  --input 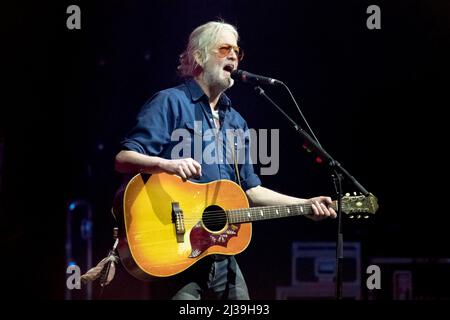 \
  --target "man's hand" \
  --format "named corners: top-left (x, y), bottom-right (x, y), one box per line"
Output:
top-left (307, 196), bottom-right (337, 221)
top-left (160, 158), bottom-right (202, 180)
